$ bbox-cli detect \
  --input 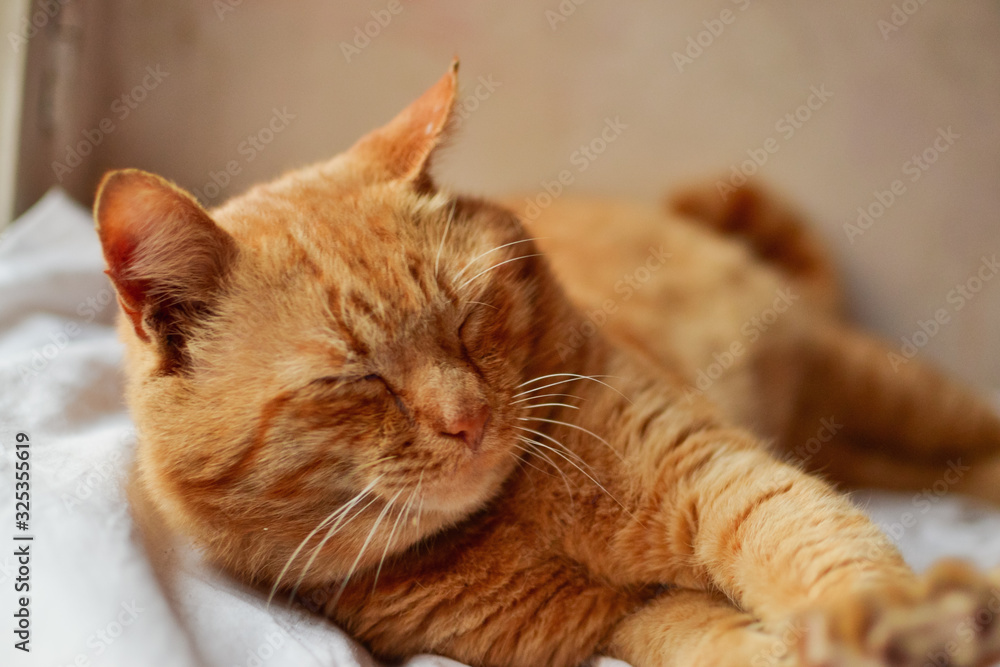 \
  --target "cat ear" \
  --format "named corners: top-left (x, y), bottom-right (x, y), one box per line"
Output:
top-left (94, 169), bottom-right (236, 369)
top-left (349, 58), bottom-right (459, 190)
